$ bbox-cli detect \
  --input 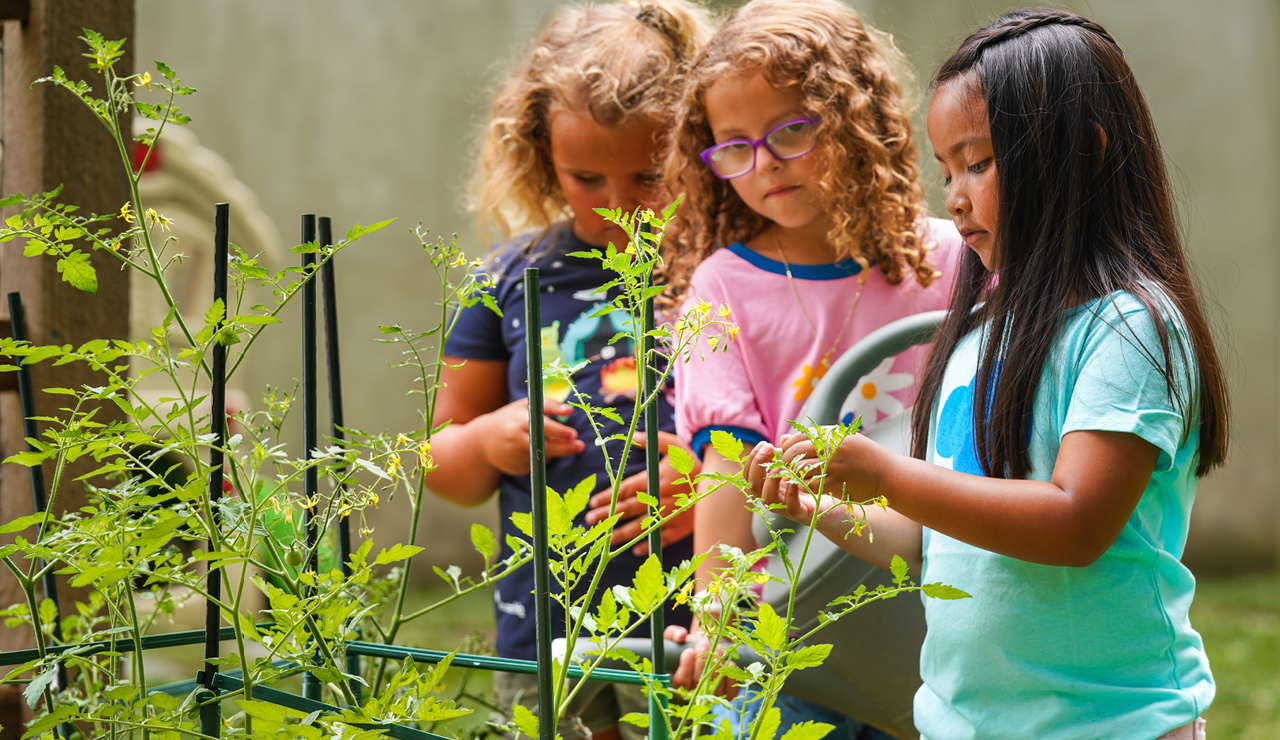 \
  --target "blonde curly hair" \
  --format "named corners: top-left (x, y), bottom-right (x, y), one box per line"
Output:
top-left (472, 0), bottom-right (712, 254)
top-left (663, 0), bottom-right (935, 304)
